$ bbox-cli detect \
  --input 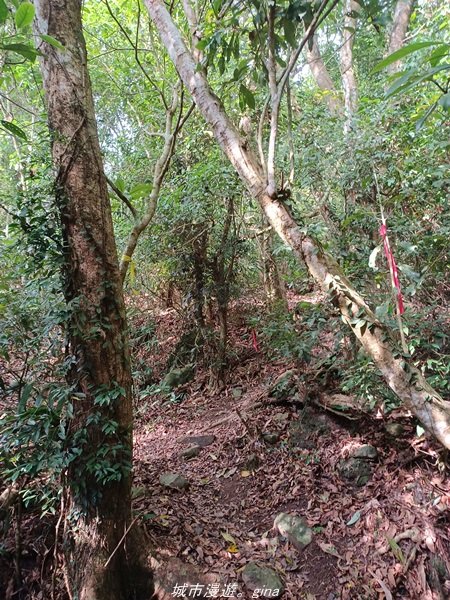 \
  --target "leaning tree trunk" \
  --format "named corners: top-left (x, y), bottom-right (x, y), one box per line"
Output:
top-left (33, 1), bottom-right (153, 598)
top-left (144, 0), bottom-right (450, 449)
